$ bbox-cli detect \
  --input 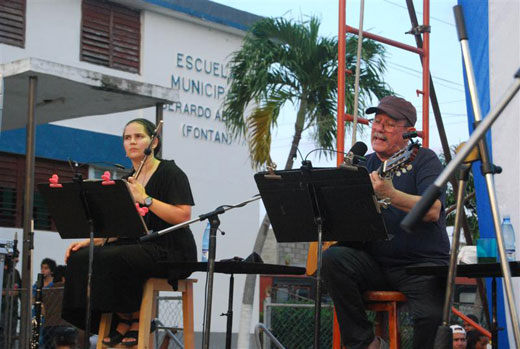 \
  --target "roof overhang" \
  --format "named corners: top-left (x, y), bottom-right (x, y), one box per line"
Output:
top-left (0, 58), bottom-right (179, 130)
